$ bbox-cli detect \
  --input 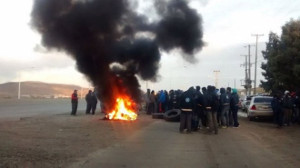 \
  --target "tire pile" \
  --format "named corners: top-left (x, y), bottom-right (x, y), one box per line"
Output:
top-left (163, 109), bottom-right (181, 122)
